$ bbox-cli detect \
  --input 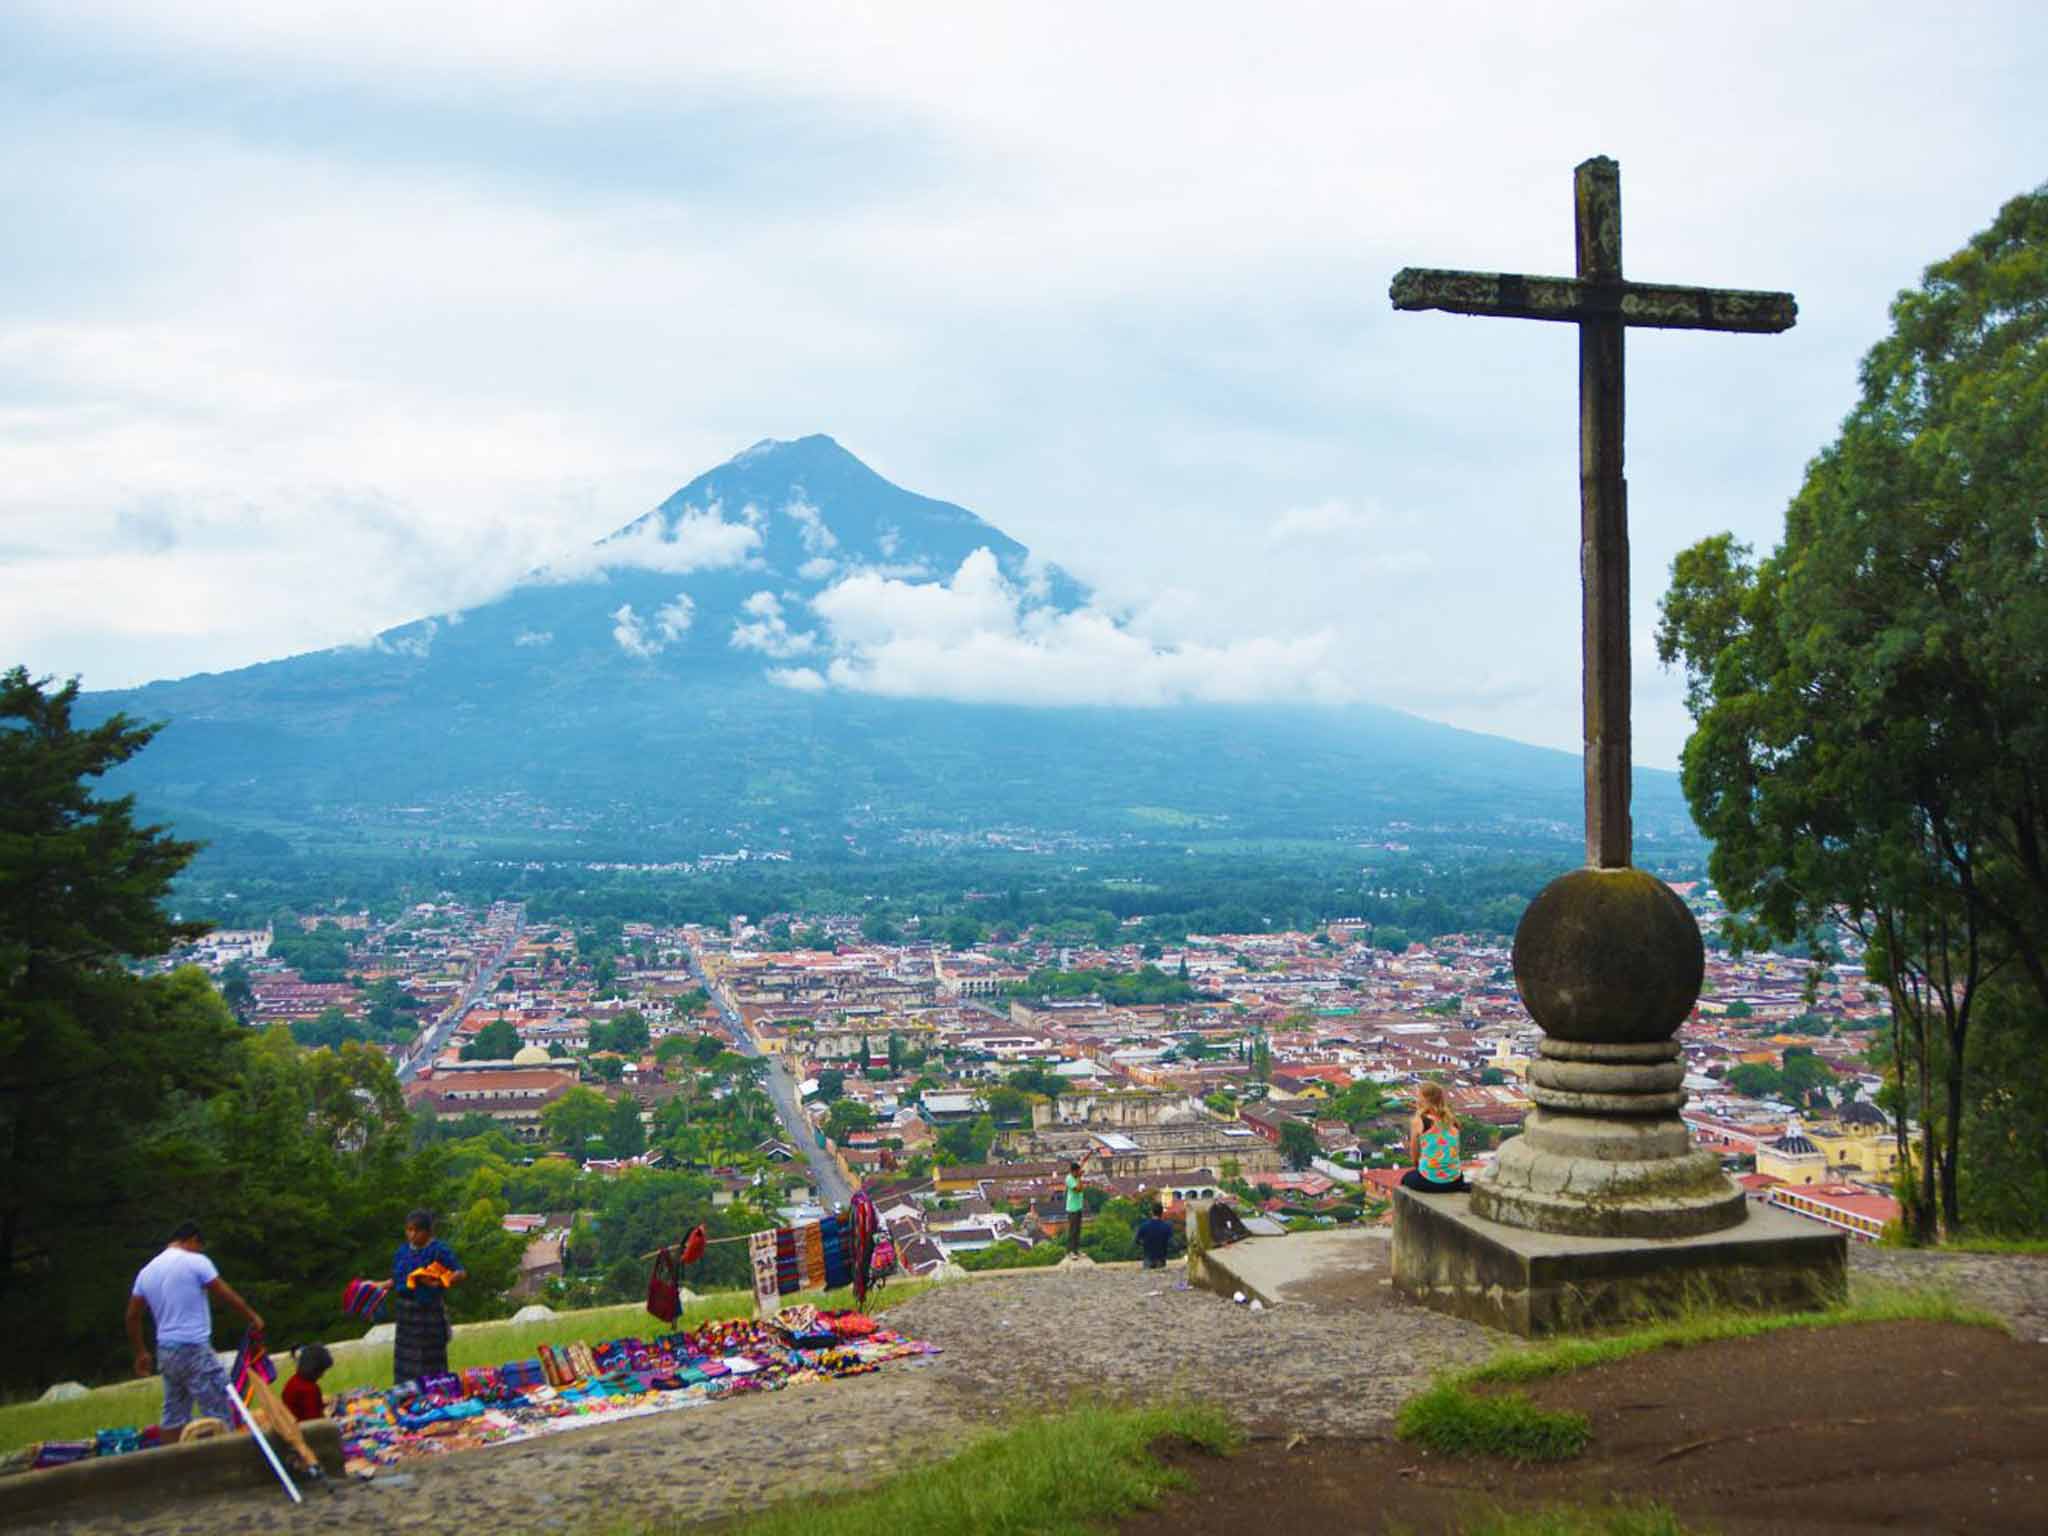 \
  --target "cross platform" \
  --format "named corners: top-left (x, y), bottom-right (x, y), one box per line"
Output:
top-left (1391, 1188), bottom-right (1846, 1336)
